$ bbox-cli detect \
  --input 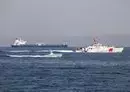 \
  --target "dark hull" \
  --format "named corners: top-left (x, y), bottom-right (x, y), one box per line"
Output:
top-left (11, 44), bottom-right (68, 48)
